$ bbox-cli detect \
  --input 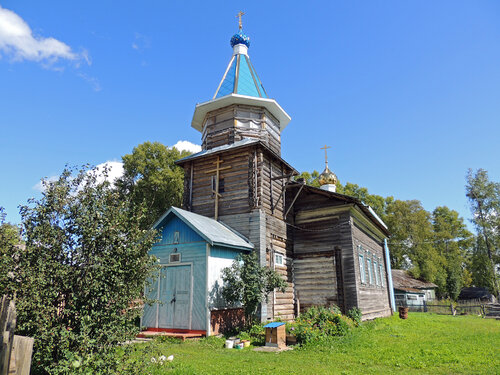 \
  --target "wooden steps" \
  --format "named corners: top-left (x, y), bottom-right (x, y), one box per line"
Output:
top-left (137, 330), bottom-right (205, 341)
